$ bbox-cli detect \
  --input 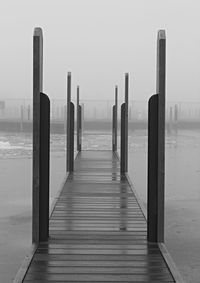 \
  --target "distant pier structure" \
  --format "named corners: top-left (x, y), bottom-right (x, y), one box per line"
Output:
top-left (13, 28), bottom-right (184, 283)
